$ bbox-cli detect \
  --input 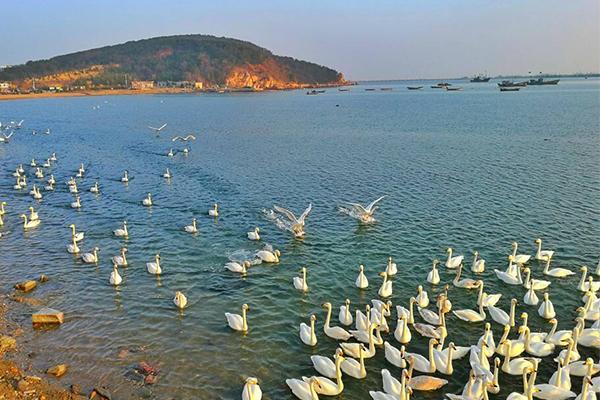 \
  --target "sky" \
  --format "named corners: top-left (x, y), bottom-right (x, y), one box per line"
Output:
top-left (0, 0), bottom-right (598, 80)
